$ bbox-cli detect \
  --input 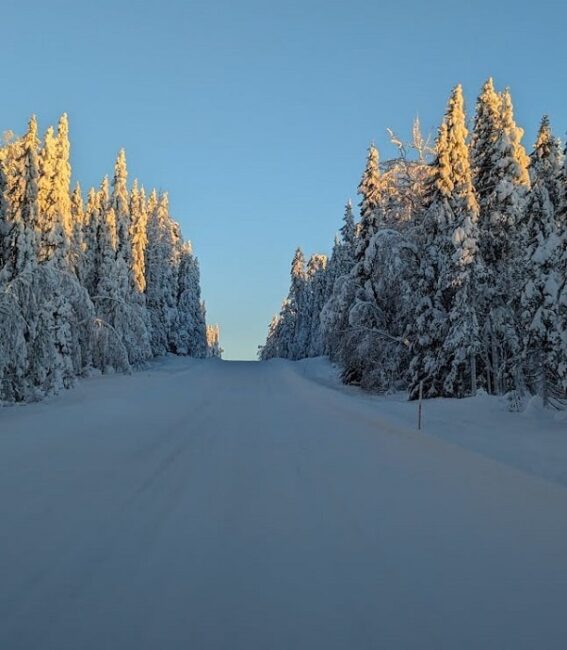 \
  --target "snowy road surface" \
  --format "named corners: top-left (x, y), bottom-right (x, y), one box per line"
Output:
top-left (1, 357), bottom-right (567, 650)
